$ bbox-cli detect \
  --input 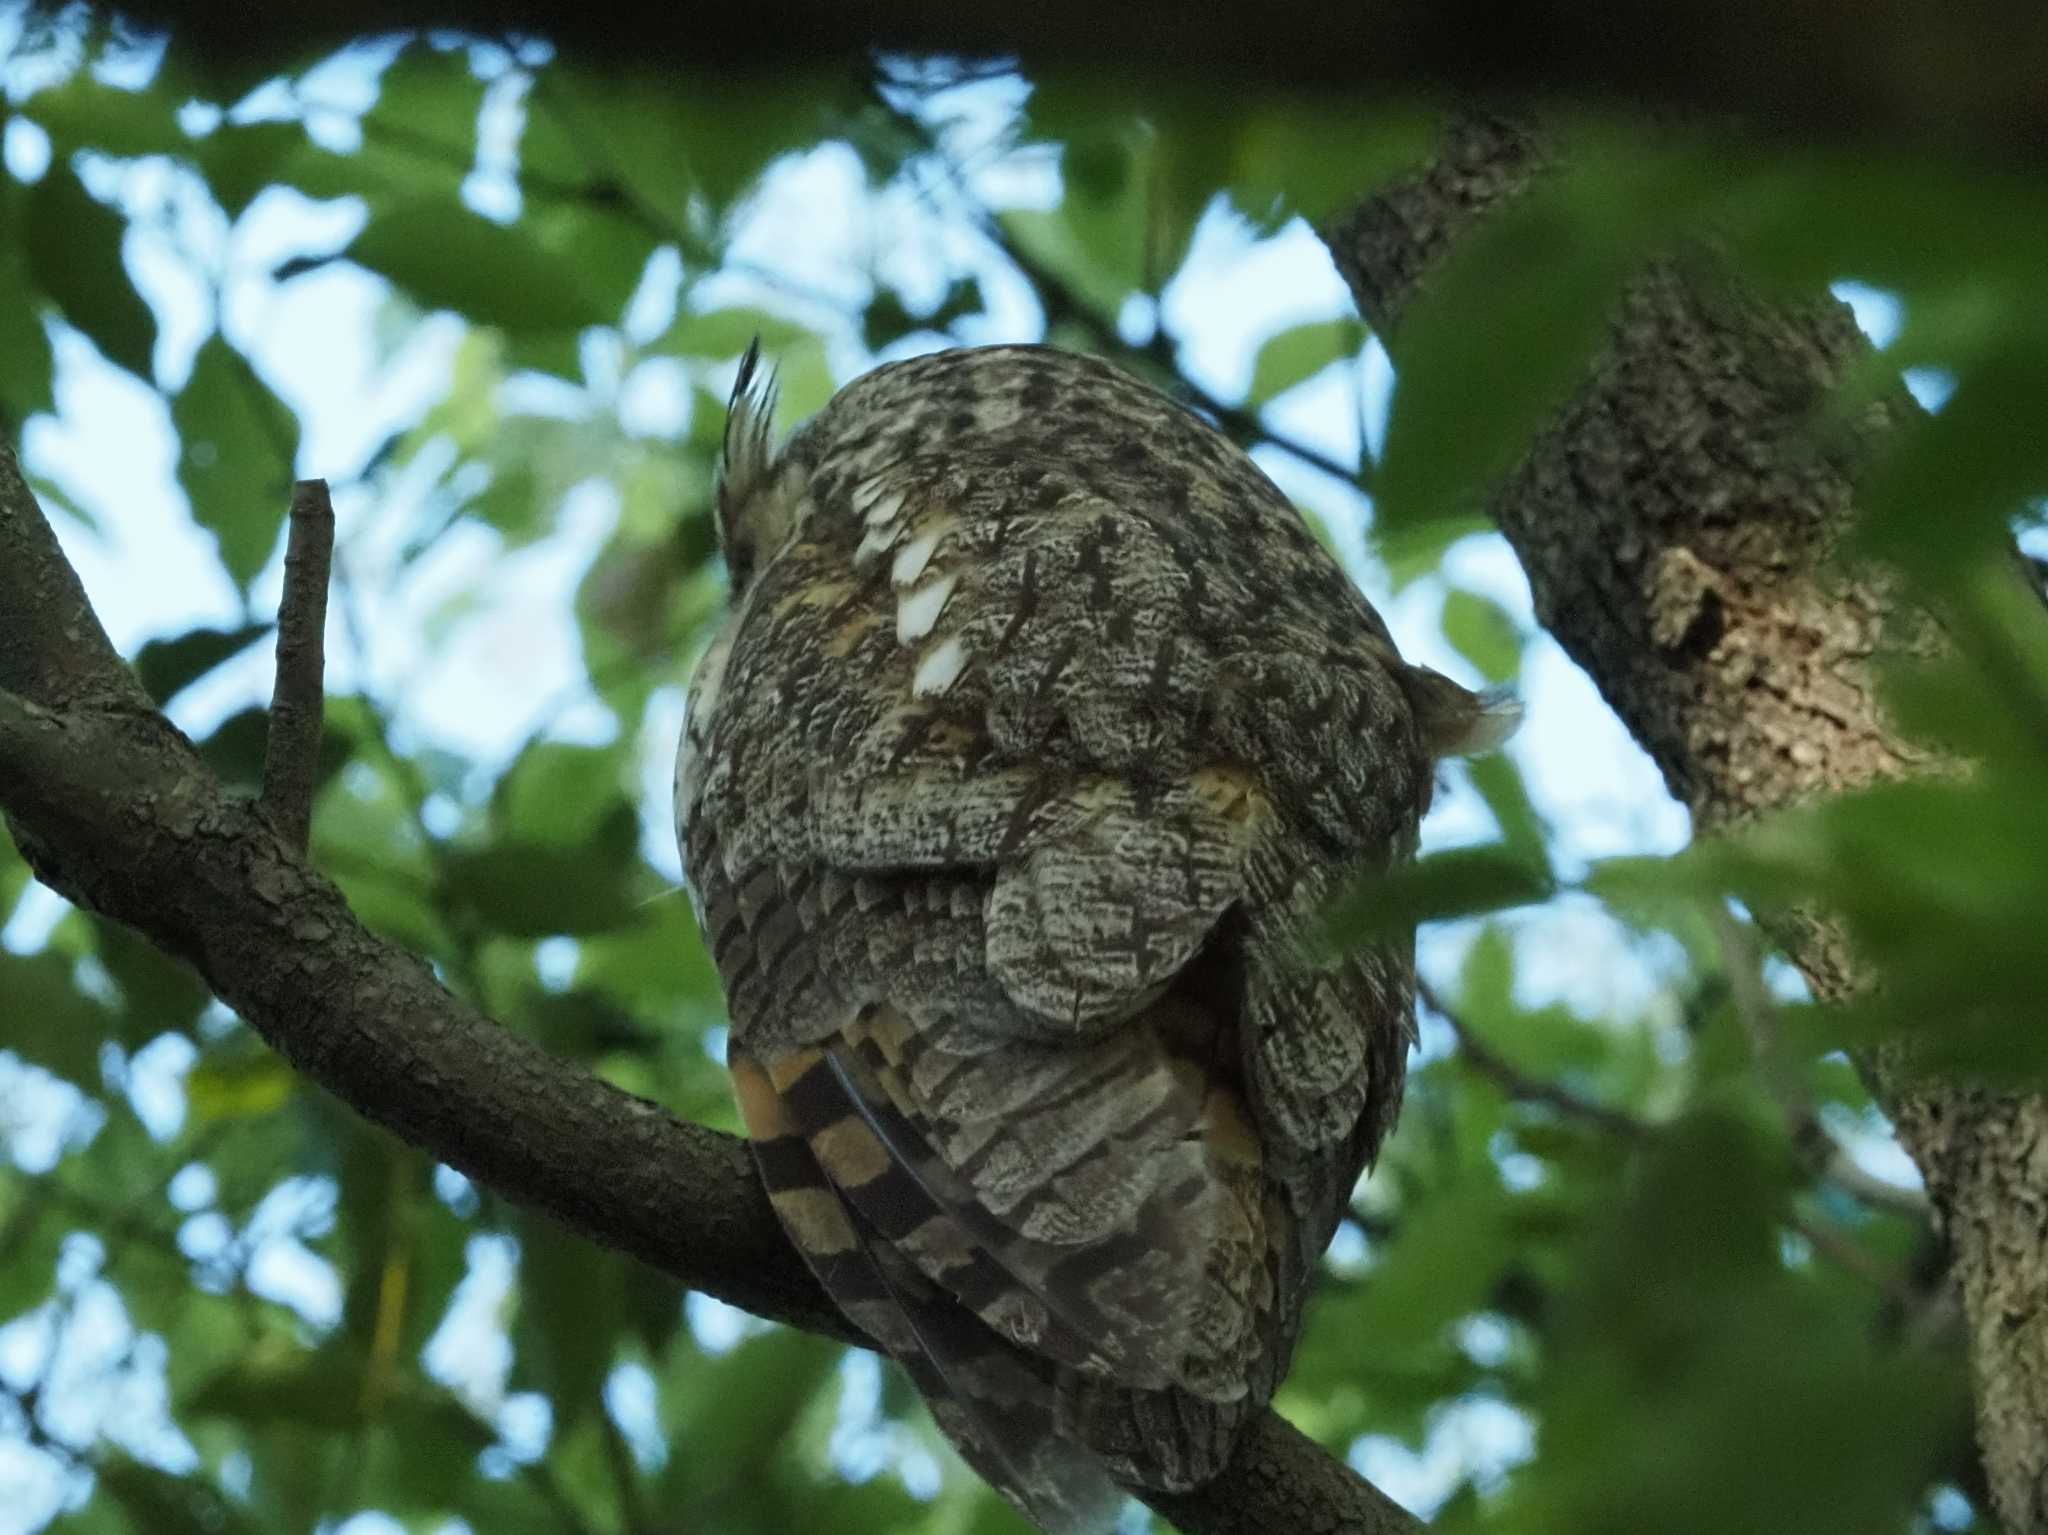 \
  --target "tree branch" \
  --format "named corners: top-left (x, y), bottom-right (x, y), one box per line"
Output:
top-left (260, 478), bottom-right (335, 854)
top-left (1418, 978), bottom-right (1649, 1141)
top-left (92, 0), bottom-right (2048, 167)
top-left (1323, 112), bottom-right (2044, 1531)
top-left (0, 443), bottom-right (1414, 1535)
top-left (0, 449), bottom-right (146, 711)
